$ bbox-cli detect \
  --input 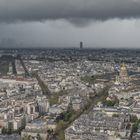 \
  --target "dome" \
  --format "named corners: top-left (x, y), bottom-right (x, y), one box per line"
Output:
top-left (120, 63), bottom-right (127, 71)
